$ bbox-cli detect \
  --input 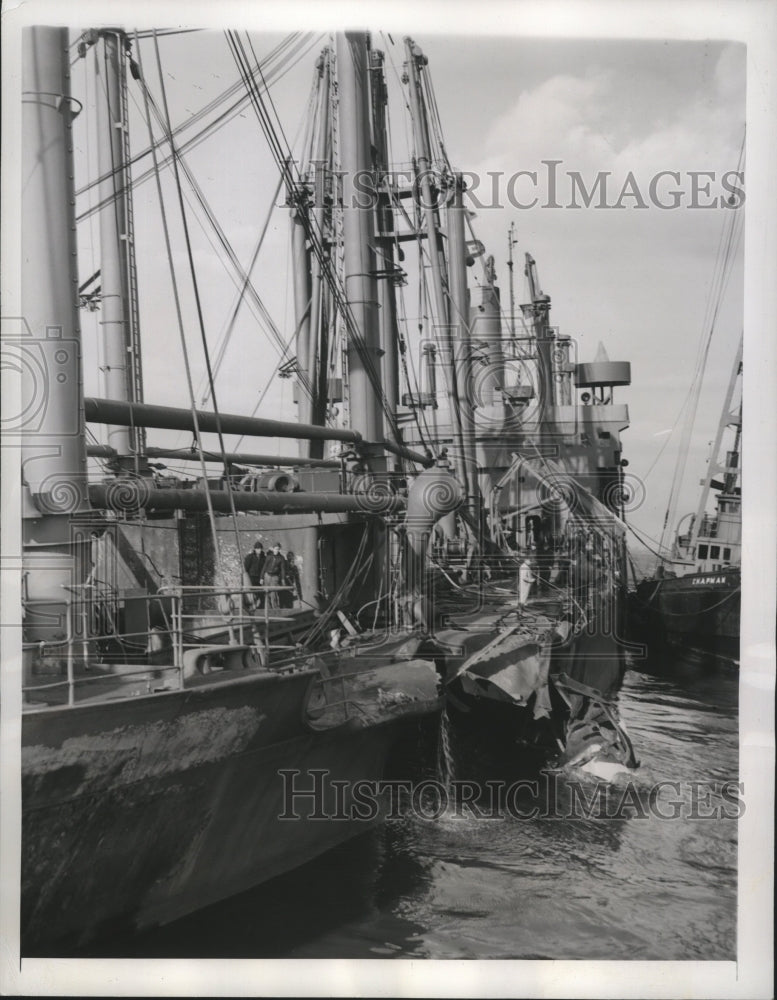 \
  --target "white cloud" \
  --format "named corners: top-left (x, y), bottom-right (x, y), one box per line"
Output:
top-left (456, 43), bottom-right (745, 543)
